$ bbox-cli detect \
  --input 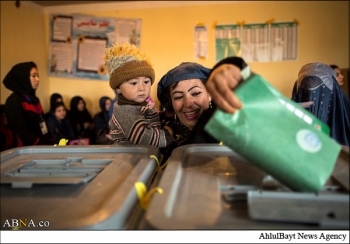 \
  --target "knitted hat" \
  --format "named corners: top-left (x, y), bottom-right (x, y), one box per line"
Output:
top-left (103, 43), bottom-right (155, 89)
top-left (157, 62), bottom-right (211, 109)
